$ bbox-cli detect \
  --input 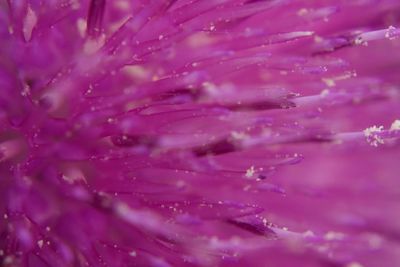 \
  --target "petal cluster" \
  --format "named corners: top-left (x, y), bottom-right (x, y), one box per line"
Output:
top-left (1, 1), bottom-right (400, 266)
